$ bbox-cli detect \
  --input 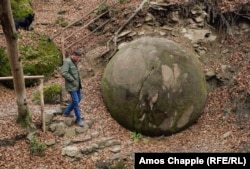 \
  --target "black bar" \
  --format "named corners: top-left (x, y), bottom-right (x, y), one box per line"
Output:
top-left (134, 153), bottom-right (250, 169)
